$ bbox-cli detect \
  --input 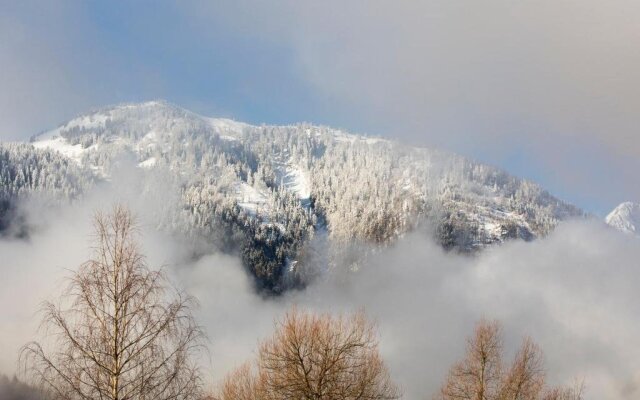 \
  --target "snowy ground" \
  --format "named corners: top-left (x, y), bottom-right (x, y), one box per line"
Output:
top-left (207, 118), bottom-right (249, 140)
top-left (454, 201), bottom-right (533, 243)
top-left (138, 157), bottom-right (157, 168)
top-left (278, 164), bottom-right (311, 201)
top-left (272, 152), bottom-right (312, 209)
top-left (32, 134), bottom-right (92, 165)
top-left (330, 128), bottom-right (388, 145)
top-left (234, 182), bottom-right (269, 216)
